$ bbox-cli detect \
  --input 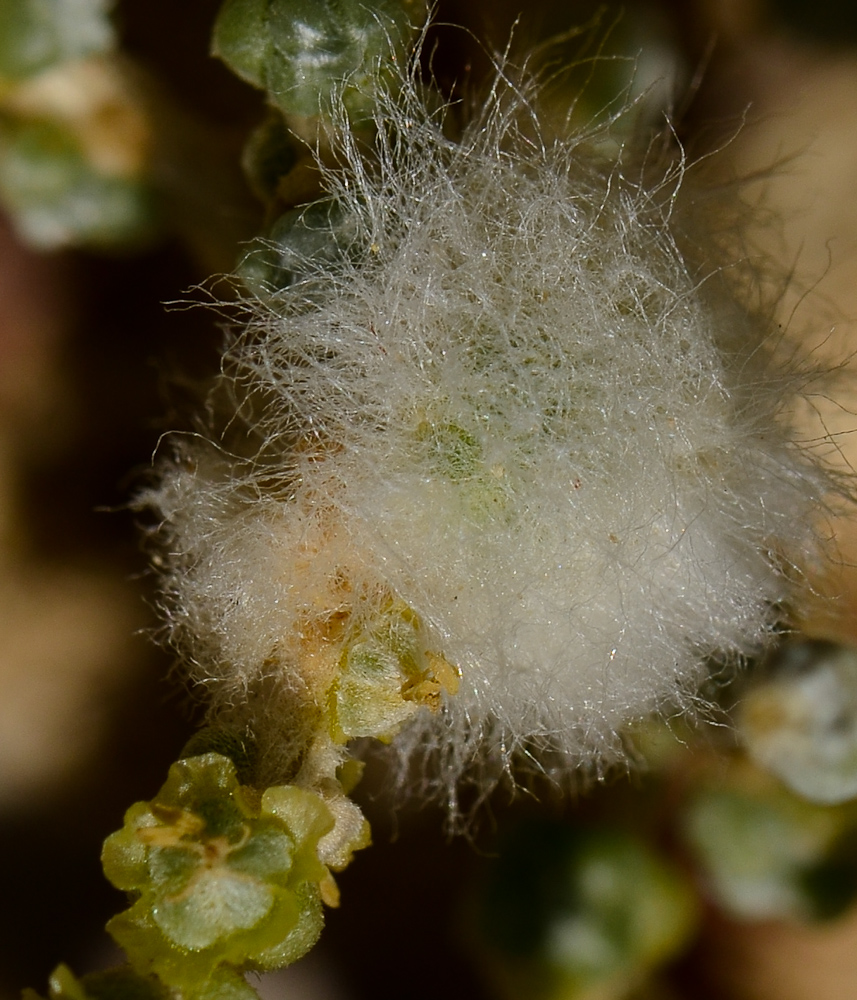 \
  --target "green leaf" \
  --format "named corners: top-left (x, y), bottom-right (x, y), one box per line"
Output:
top-left (210, 0), bottom-right (269, 89)
top-left (248, 881), bottom-right (325, 970)
top-left (240, 112), bottom-right (298, 204)
top-left (334, 602), bottom-right (426, 739)
top-left (212, 0), bottom-right (424, 119)
top-left (106, 891), bottom-right (307, 991)
top-left (260, 785), bottom-right (332, 885)
top-left (180, 727), bottom-right (258, 785)
top-left (236, 199), bottom-right (356, 297)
